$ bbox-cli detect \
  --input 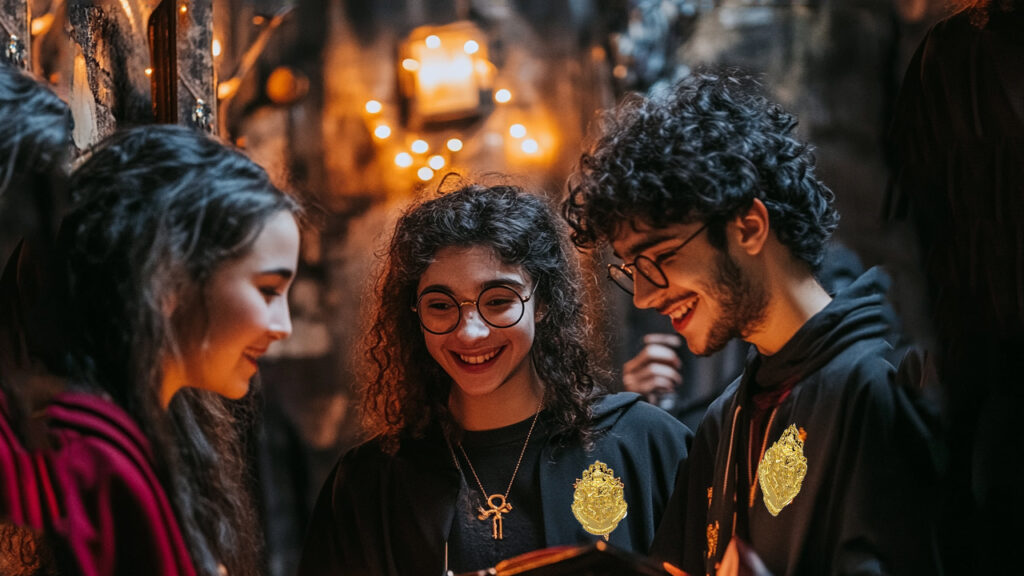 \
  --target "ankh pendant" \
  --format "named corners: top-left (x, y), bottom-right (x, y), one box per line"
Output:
top-left (477, 494), bottom-right (513, 540)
